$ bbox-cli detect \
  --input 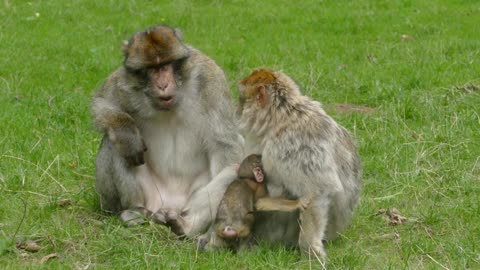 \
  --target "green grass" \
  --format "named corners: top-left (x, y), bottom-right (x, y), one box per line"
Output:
top-left (1, 0), bottom-right (479, 268)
